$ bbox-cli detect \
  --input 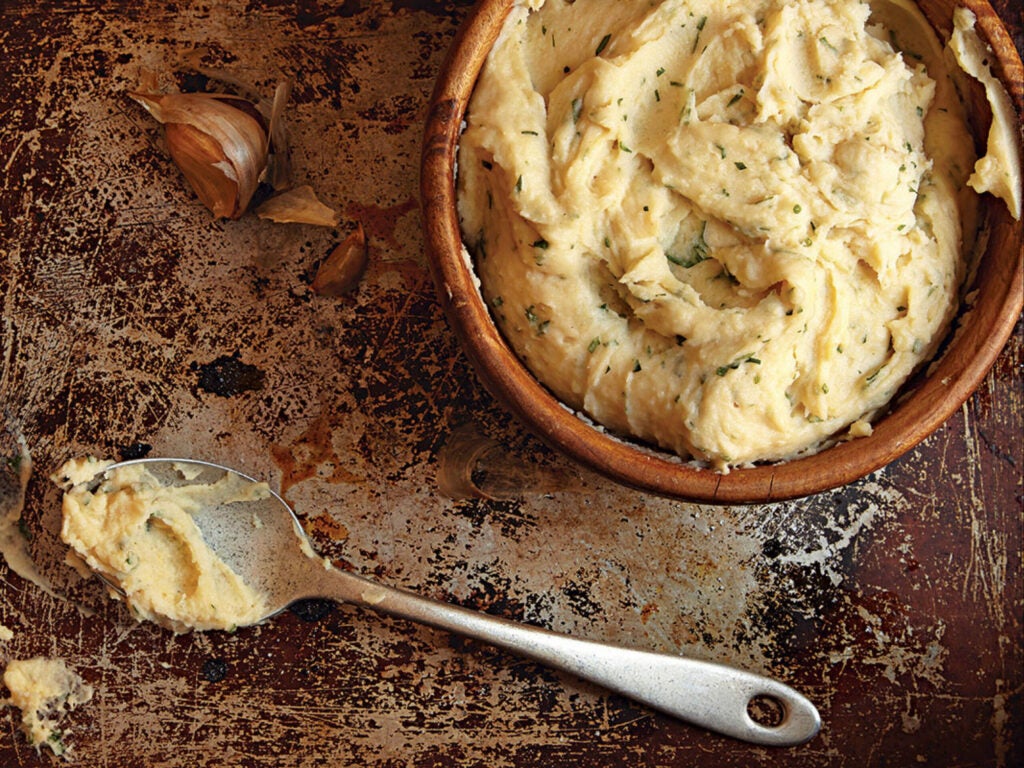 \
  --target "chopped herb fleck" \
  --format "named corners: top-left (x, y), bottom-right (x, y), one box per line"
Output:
top-left (692, 15), bottom-right (707, 53)
top-left (715, 353), bottom-right (761, 376)
top-left (596, 34), bottom-right (611, 56)
top-left (666, 221), bottom-right (710, 268)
